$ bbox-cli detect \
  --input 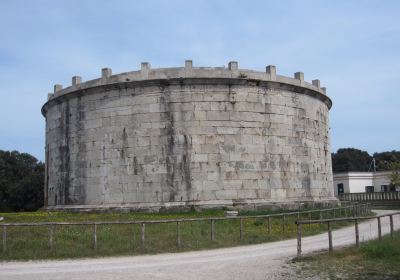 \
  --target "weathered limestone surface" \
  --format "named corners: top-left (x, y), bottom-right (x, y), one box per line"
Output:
top-left (42, 62), bottom-right (336, 211)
